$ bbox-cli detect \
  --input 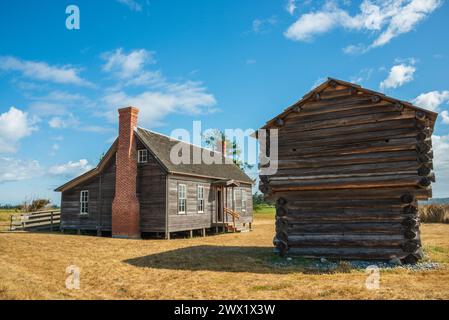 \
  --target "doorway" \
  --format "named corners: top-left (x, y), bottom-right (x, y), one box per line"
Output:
top-left (216, 188), bottom-right (223, 223)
